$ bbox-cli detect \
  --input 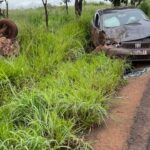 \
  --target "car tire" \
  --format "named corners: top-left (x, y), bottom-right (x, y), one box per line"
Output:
top-left (0, 19), bottom-right (18, 39)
